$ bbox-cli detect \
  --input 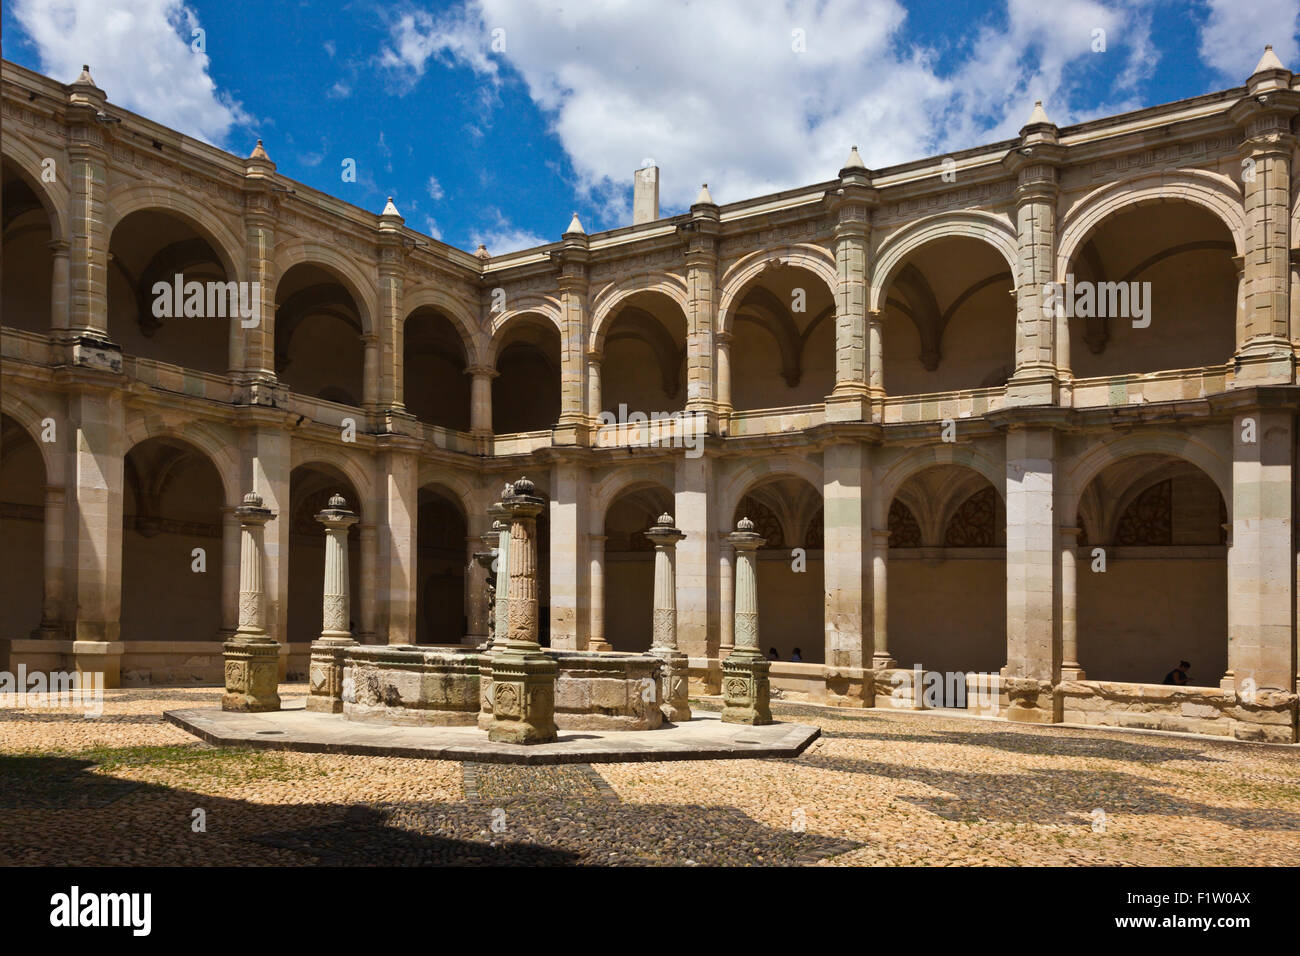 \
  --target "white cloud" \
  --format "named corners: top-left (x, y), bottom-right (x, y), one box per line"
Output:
top-left (424, 216), bottom-right (444, 240)
top-left (427, 175), bottom-right (445, 200)
top-left (12, 0), bottom-right (252, 147)
top-left (469, 210), bottom-right (548, 254)
top-left (327, 80), bottom-right (351, 99)
top-left (385, 0), bottom-right (1156, 218)
top-left (1198, 0), bottom-right (1300, 79)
